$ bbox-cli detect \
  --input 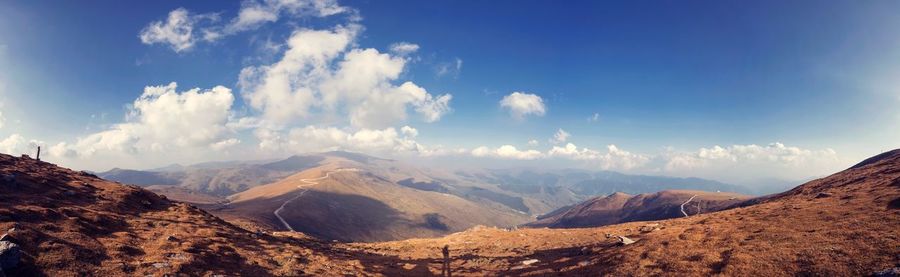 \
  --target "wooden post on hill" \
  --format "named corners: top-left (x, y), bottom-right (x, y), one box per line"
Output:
top-left (36, 146), bottom-right (41, 161)
top-left (441, 245), bottom-right (451, 277)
